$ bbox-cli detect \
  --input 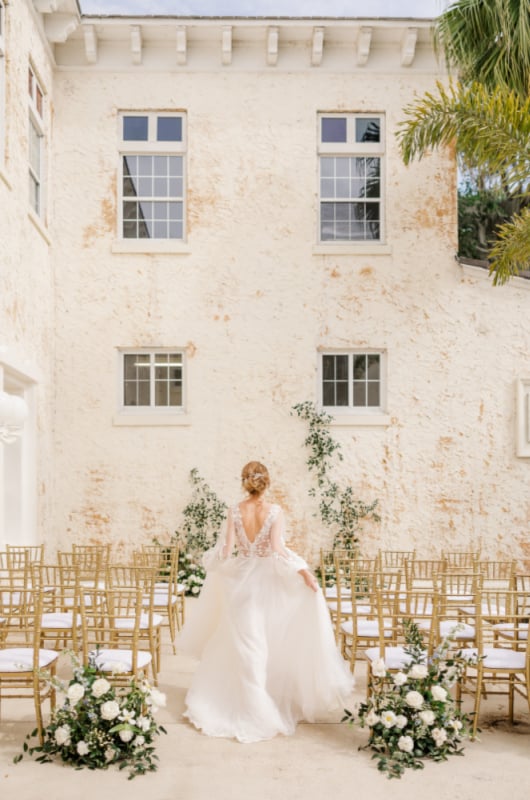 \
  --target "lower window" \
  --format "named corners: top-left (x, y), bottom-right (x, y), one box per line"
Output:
top-left (321, 351), bottom-right (384, 411)
top-left (121, 350), bottom-right (184, 410)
